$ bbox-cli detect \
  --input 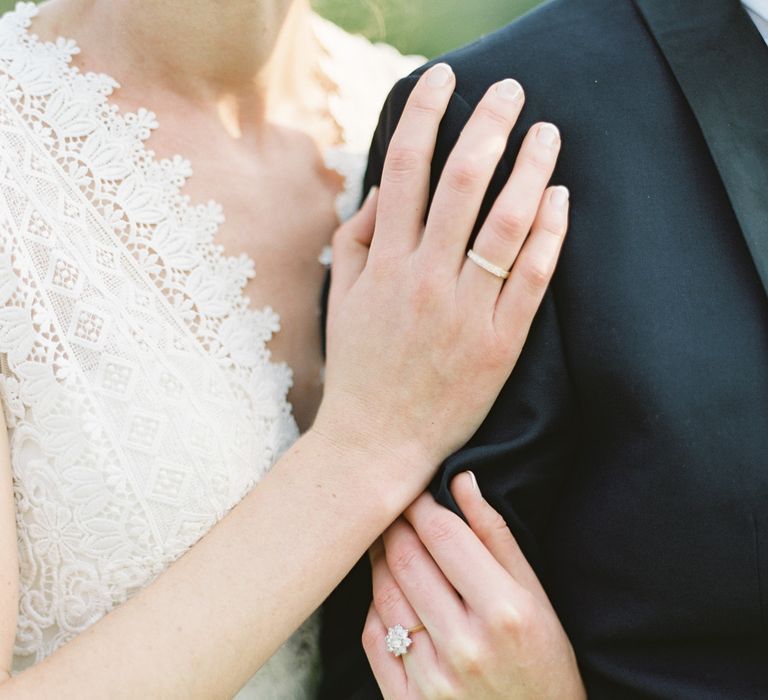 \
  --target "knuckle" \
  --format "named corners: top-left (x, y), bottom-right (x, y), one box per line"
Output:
top-left (539, 218), bottom-right (568, 239)
top-left (366, 252), bottom-right (395, 279)
top-left (475, 102), bottom-right (514, 129)
top-left (518, 147), bottom-right (555, 173)
top-left (445, 157), bottom-right (485, 195)
top-left (388, 545), bottom-right (420, 578)
top-left (493, 520), bottom-right (516, 549)
top-left (491, 207), bottom-right (530, 242)
top-left (519, 258), bottom-right (552, 292)
top-left (373, 581), bottom-right (405, 615)
top-left (407, 87), bottom-right (444, 117)
top-left (491, 593), bottom-right (536, 638)
top-left (423, 514), bottom-right (461, 545)
top-left (383, 146), bottom-right (423, 182)
top-left (491, 600), bottom-right (525, 636)
top-left (479, 508), bottom-right (512, 541)
top-left (447, 638), bottom-right (484, 676)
